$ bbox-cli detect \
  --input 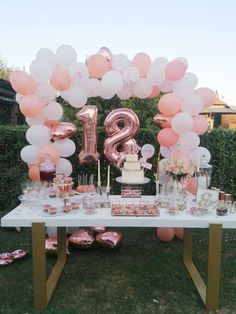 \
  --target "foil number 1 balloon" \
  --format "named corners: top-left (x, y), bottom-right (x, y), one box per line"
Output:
top-left (76, 105), bottom-right (100, 163)
top-left (104, 108), bottom-right (140, 167)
